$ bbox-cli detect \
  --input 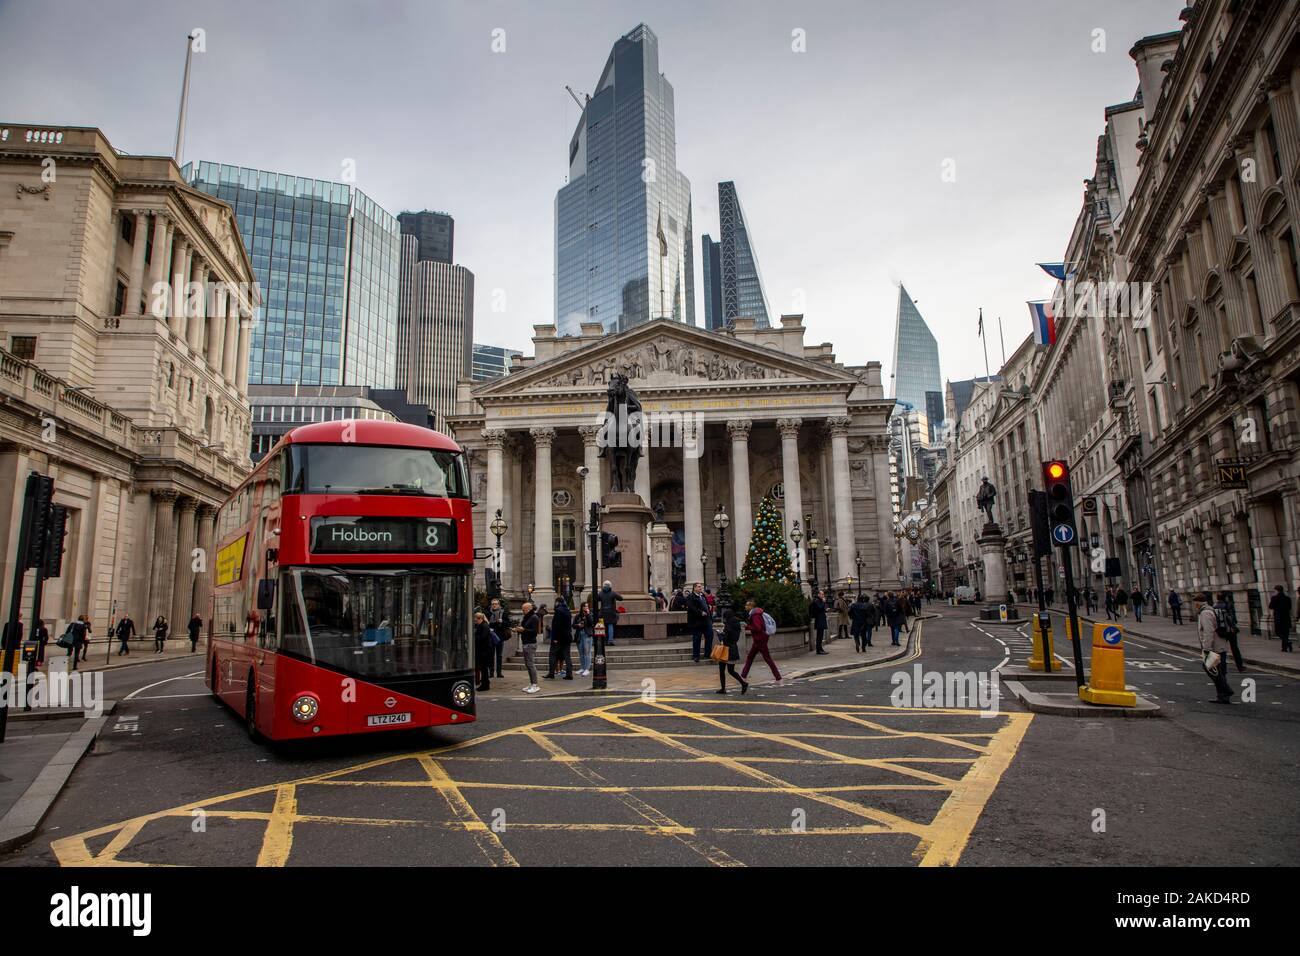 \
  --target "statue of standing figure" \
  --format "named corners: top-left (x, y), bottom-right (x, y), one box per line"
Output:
top-left (976, 477), bottom-right (998, 527)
